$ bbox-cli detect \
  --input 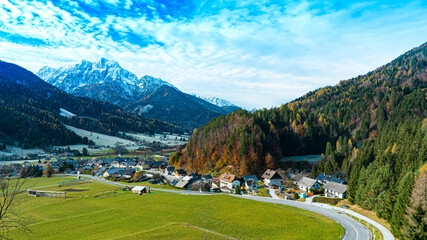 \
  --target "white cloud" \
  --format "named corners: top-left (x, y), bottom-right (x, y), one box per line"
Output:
top-left (0, 0), bottom-right (426, 109)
